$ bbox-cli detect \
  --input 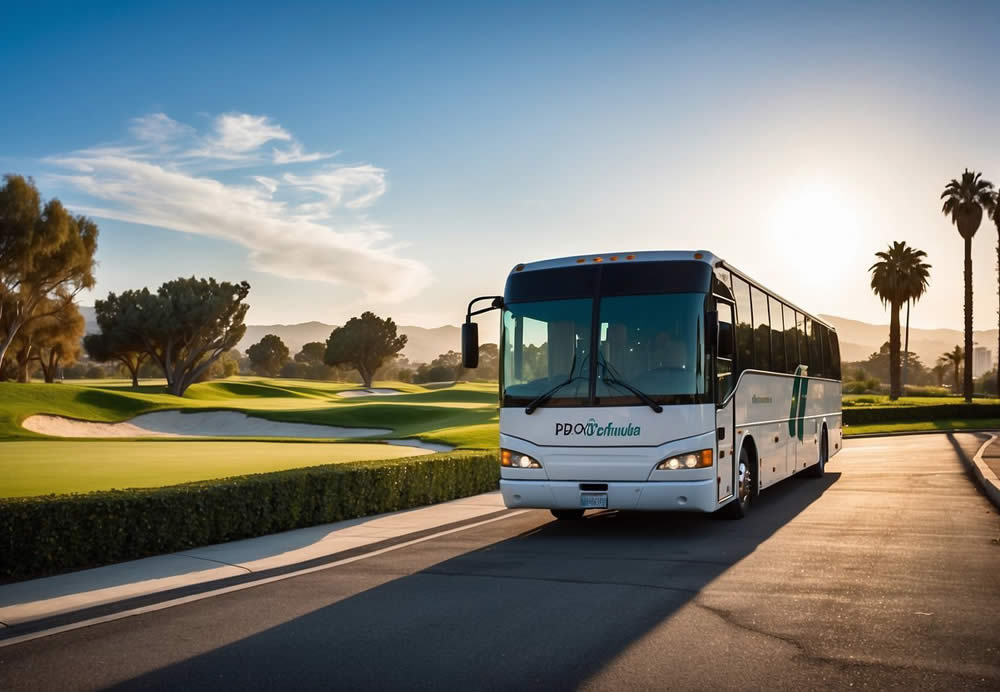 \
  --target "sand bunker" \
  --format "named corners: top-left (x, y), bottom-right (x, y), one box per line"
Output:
top-left (22, 411), bottom-right (391, 439)
top-left (387, 439), bottom-right (454, 453)
top-left (336, 388), bottom-right (404, 398)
